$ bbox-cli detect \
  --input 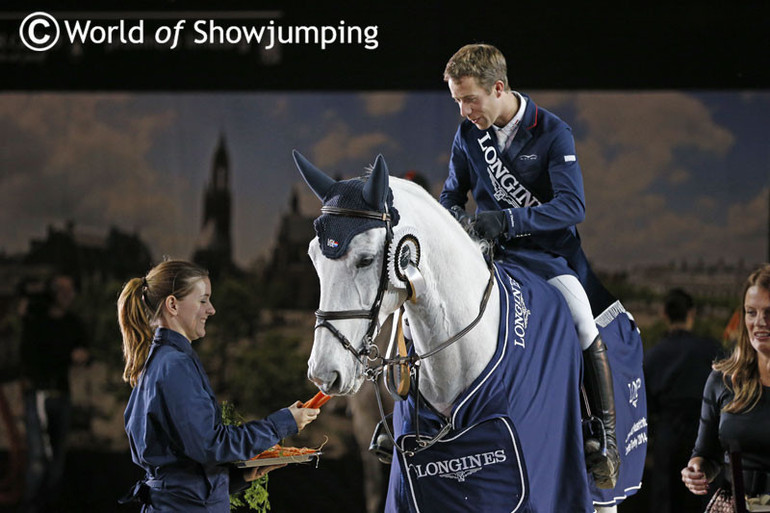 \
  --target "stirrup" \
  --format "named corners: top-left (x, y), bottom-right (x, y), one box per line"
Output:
top-left (582, 415), bottom-right (607, 455)
top-left (368, 417), bottom-right (394, 464)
